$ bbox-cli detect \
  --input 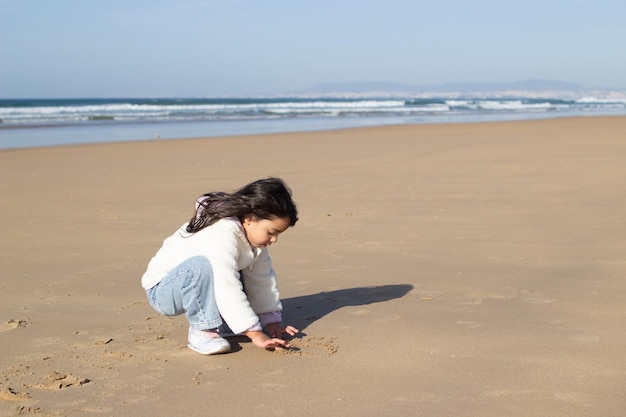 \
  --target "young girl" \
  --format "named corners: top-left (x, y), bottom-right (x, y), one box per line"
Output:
top-left (141, 178), bottom-right (299, 355)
